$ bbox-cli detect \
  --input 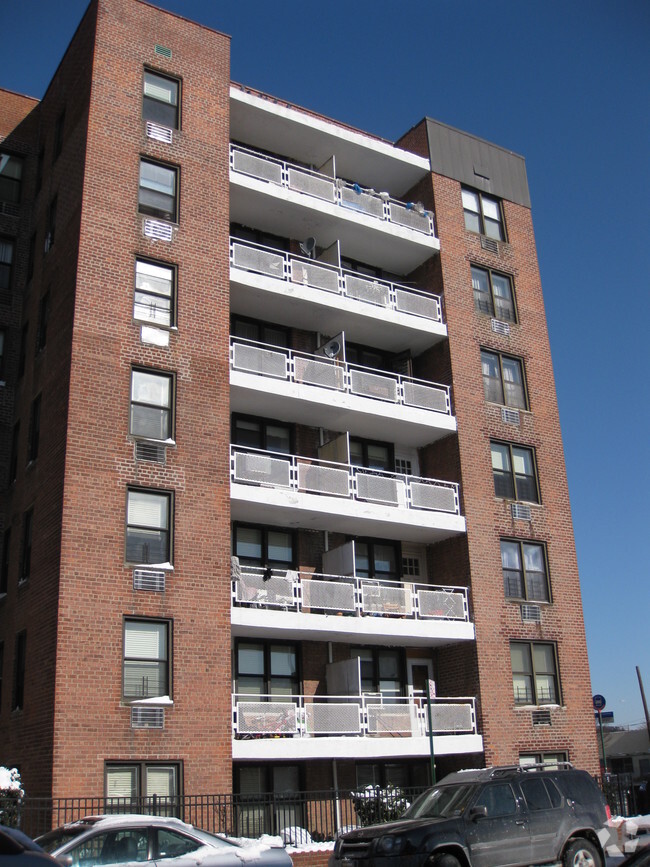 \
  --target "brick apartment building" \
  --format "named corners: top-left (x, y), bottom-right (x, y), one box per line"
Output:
top-left (0, 0), bottom-right (599, 818)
